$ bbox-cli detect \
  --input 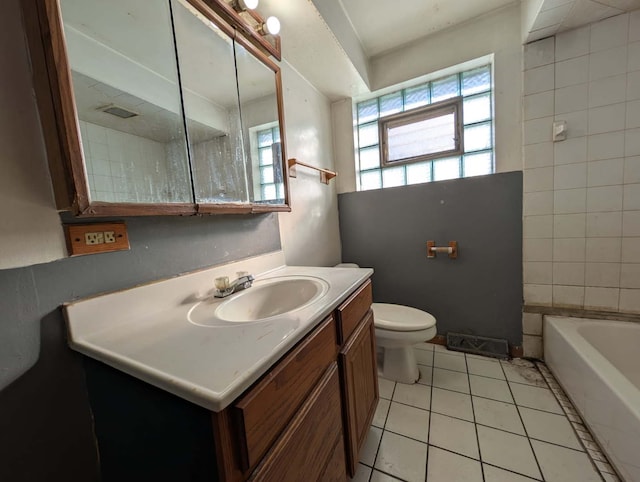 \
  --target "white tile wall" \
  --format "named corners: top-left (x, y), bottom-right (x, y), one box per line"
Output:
top-left (523, 12), bottom-right (640, 314)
